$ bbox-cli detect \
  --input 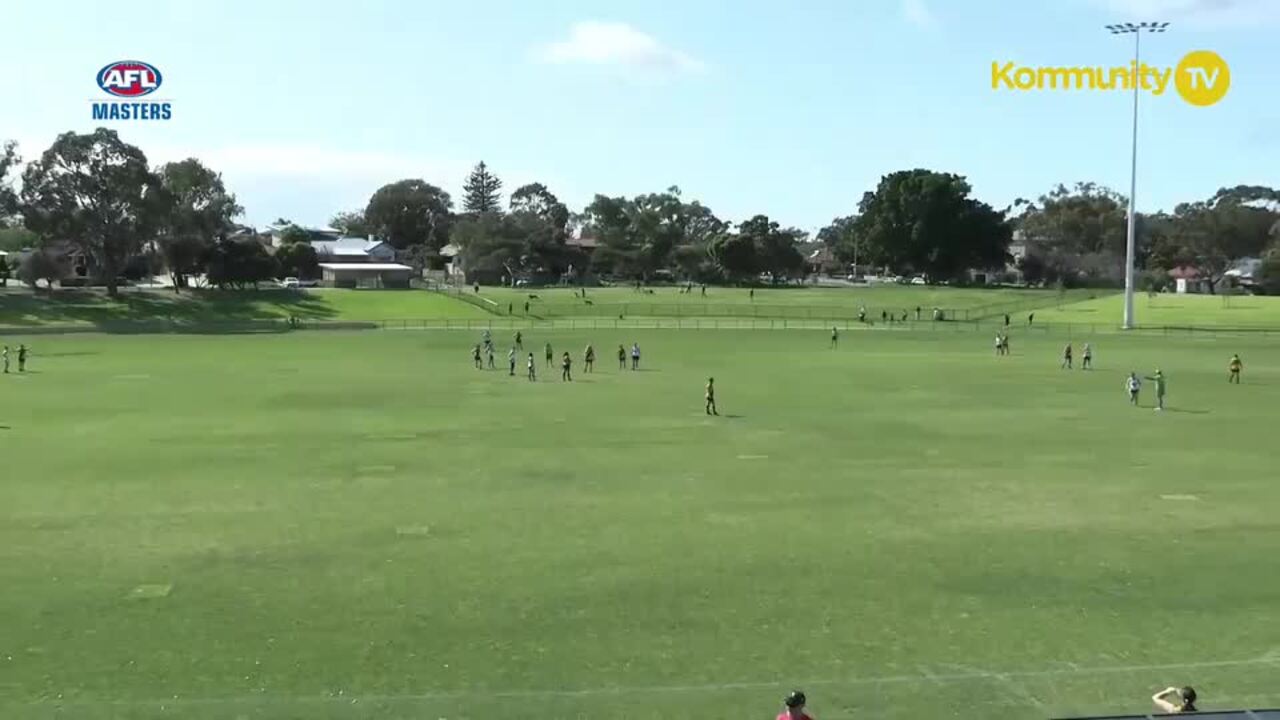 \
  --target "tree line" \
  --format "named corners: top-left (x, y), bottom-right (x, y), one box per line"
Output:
top-left (1, 129), bottom-right (1278, 295)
